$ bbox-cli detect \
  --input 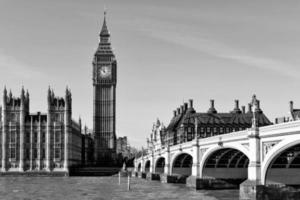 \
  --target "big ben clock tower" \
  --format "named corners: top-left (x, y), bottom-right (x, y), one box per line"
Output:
top-left (93, 12), bottom-right (117, 166)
